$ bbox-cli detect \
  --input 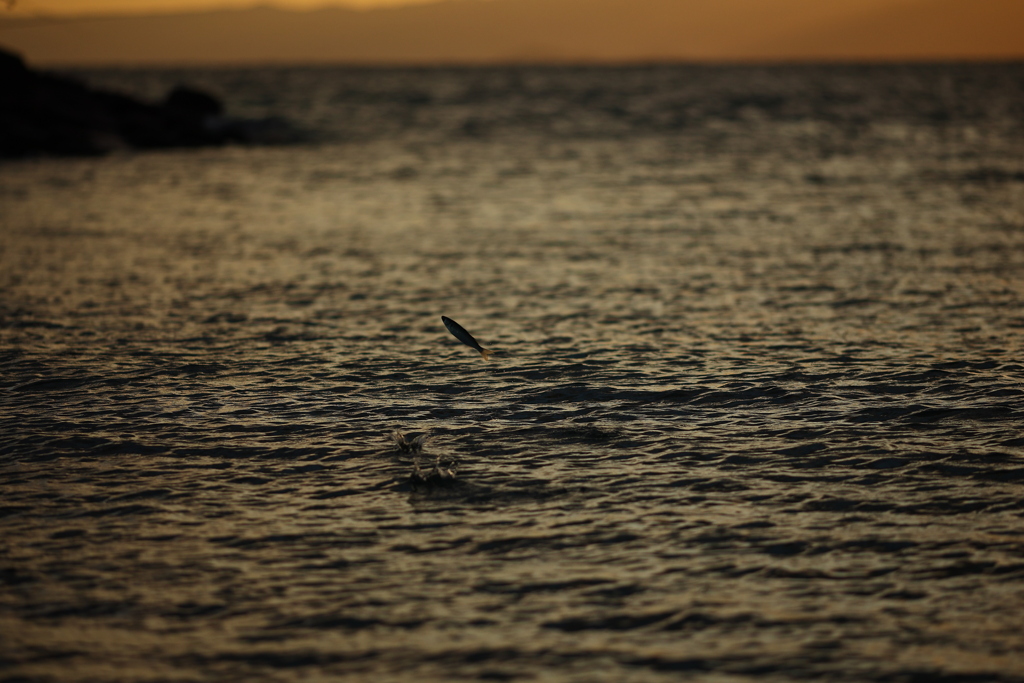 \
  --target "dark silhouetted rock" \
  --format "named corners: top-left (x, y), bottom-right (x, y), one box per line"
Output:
top-left (0, 46), bottom-right (302, 158)
top-left (163, 85), bottom-right (224, 118)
